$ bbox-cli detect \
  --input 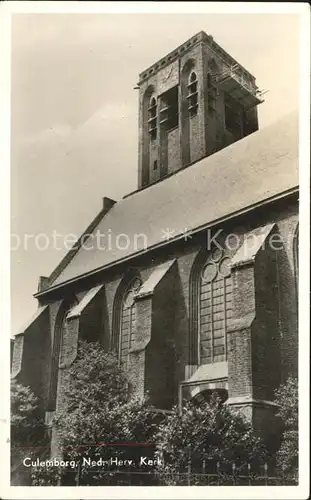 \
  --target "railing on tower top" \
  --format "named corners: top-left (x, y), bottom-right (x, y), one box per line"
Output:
top-left (214, 63), bottom-right (266, 102)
